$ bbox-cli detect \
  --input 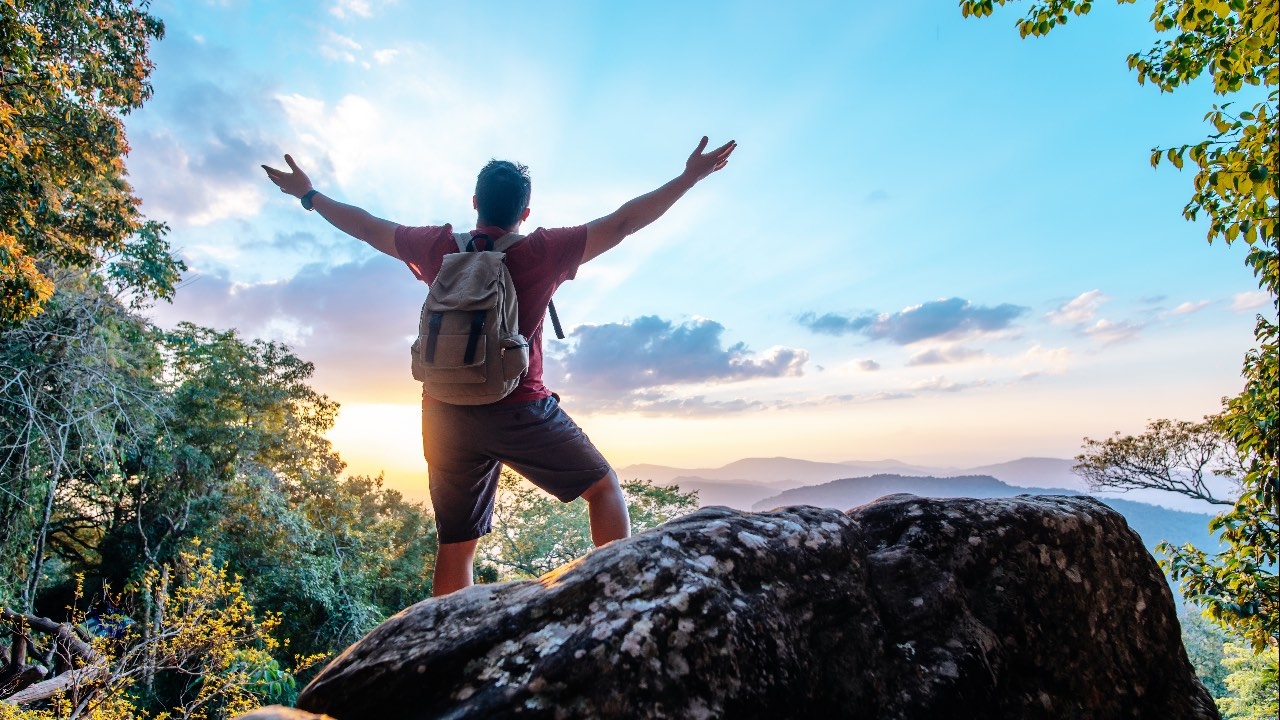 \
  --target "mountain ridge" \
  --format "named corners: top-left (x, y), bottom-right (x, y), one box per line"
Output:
top-left (618, 457), bottom-right (1217, 558)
